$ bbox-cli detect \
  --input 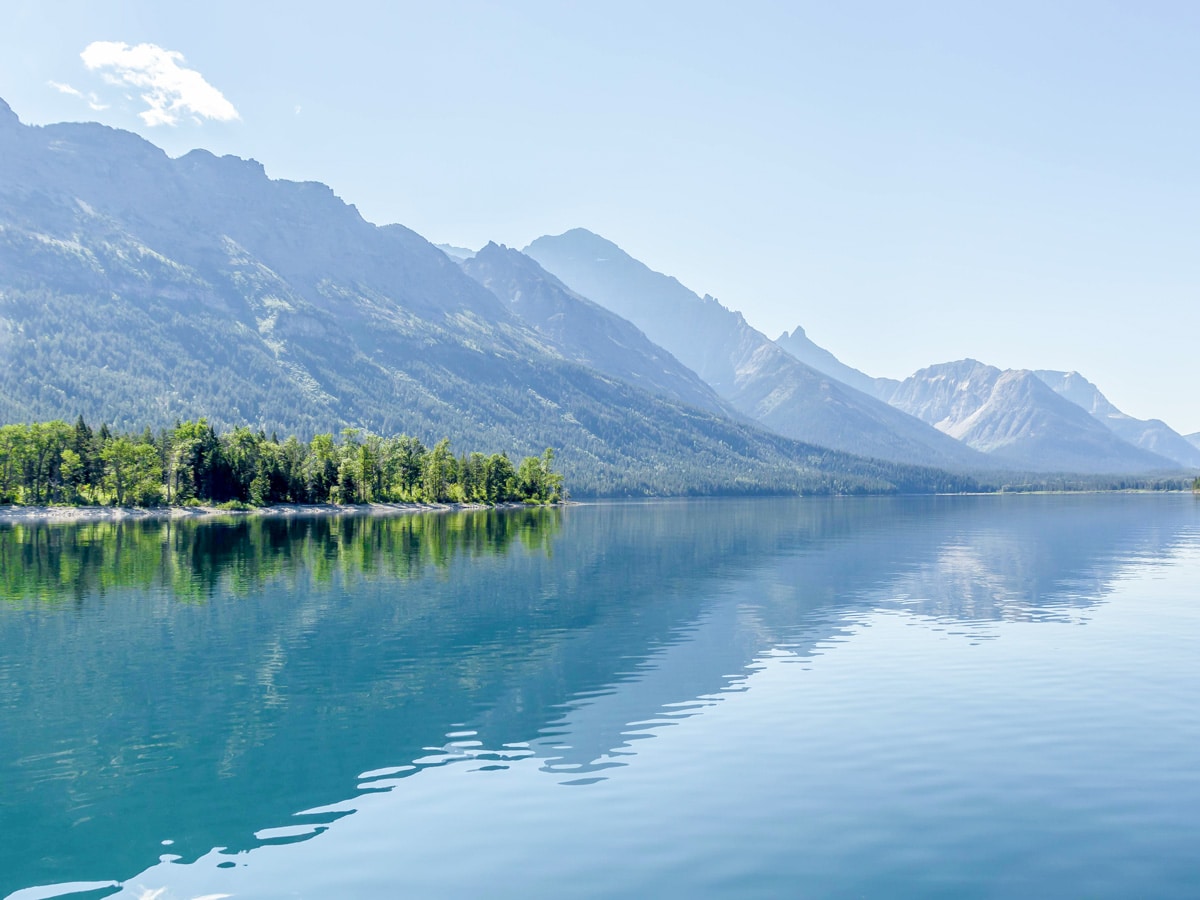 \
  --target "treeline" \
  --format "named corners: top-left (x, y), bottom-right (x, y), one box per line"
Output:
top-left (0, 418), bottom-right (564, 508)
top-left (980, 474), bottom-right (1198, 493)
